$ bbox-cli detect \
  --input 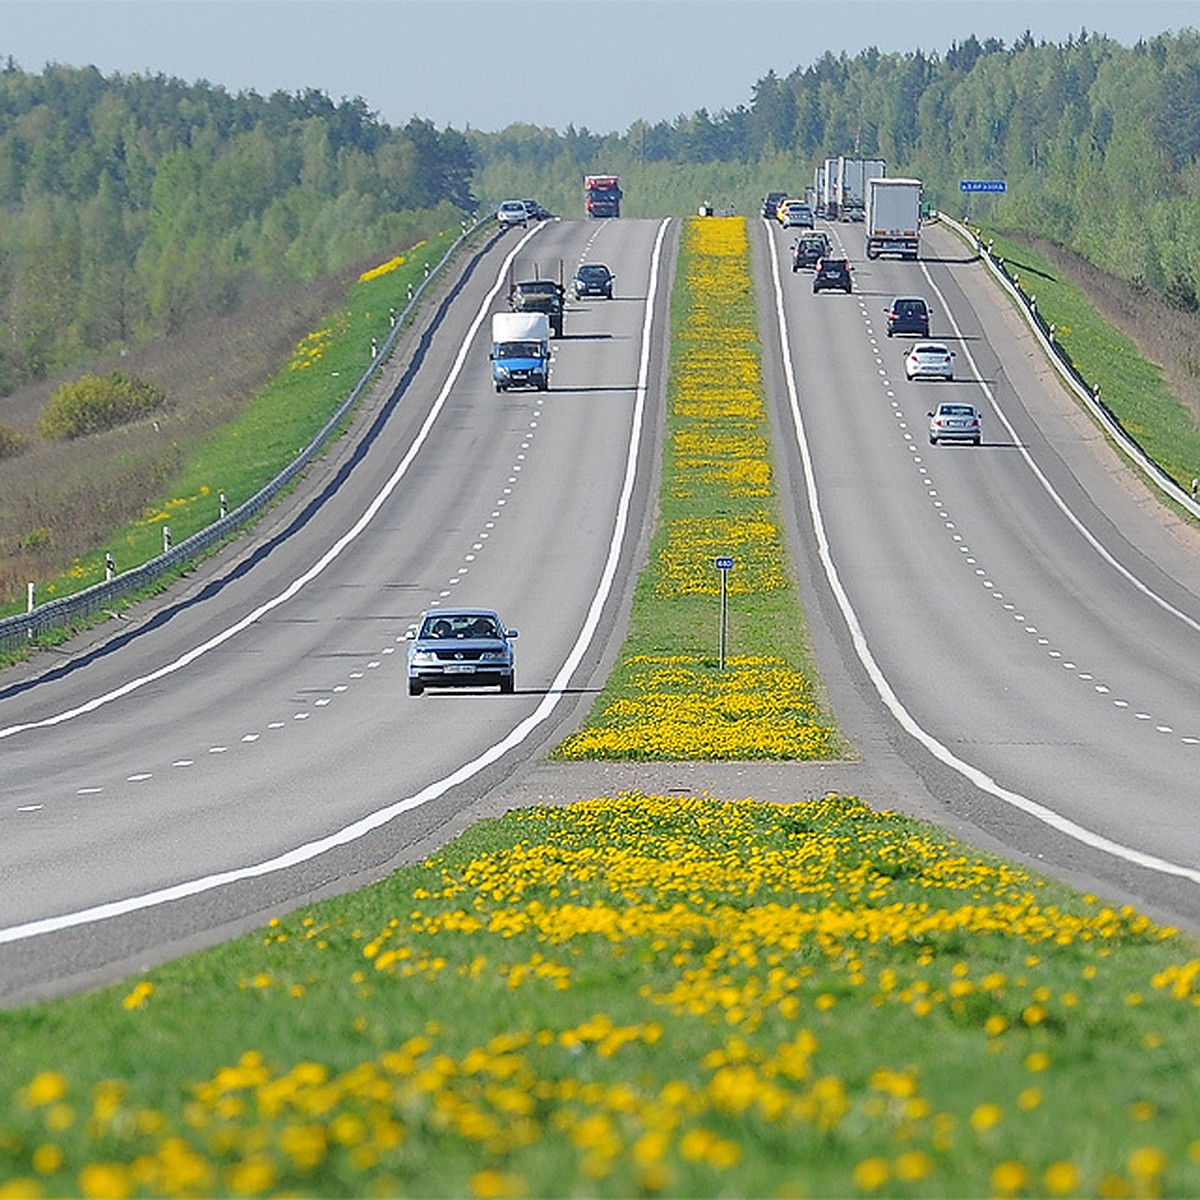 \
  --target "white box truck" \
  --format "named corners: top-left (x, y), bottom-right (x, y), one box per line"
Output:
top-left (822, 157), bottom-right (839, 219)
top-left (490, 312), bottom-right (550, 392)
top-left (837, 157), bottom-right (886, 221)
top-left (865, 177), bottom-right (922, 260)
